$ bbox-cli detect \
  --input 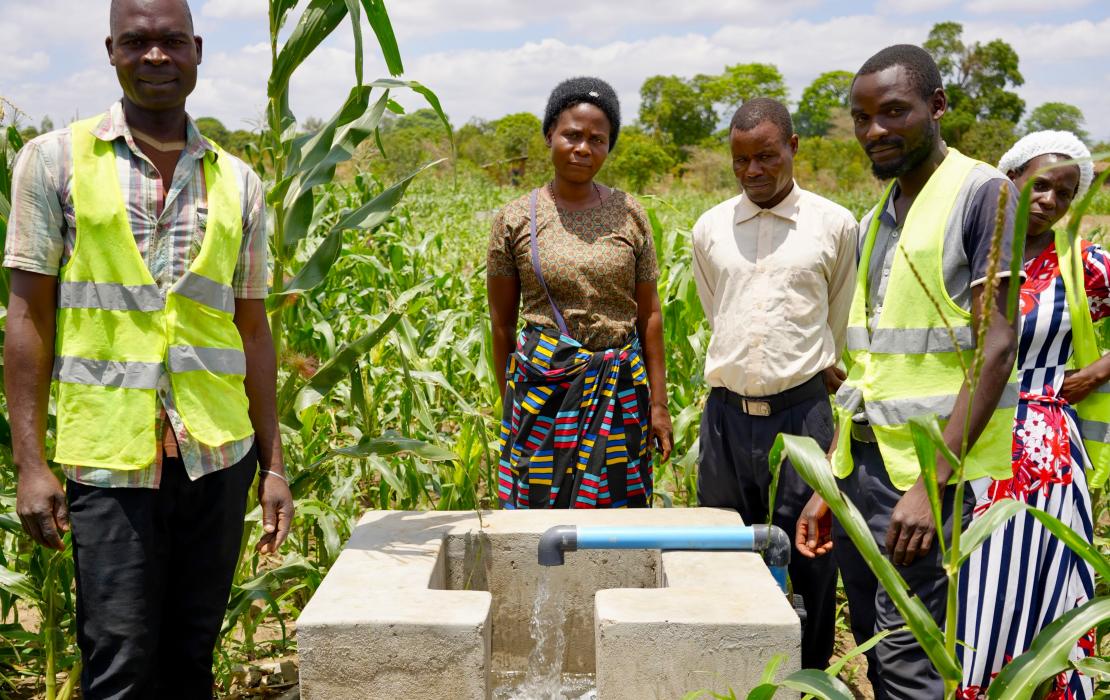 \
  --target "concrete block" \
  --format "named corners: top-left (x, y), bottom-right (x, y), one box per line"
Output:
top-left (595, 582), bottom-right (799, 700)
top-left (297, 507), bottom-right (800, 699)
top-left (298, 589), bottom-right (491, 700)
